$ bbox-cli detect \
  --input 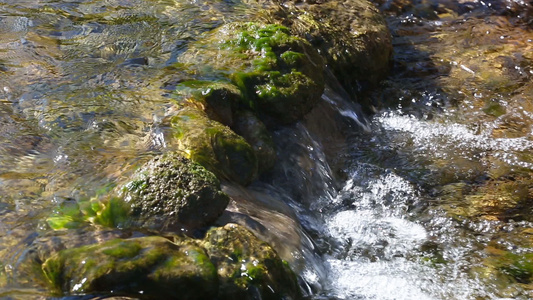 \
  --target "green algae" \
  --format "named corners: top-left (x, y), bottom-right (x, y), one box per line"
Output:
top-left (483, 100), bottom-right (507, 117)
top-left (42, 236), bottom-right (218, 298)
top-left (178, 21), bottom-right (325, 125)
top-left (38, 225), bottom-right (302, 299)
top-left (46, 196), bottom-right (132, 230)
top-left (500, 253), bottom-right (533, 283)
top-left (262, 0), bottom-right (392, 97)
